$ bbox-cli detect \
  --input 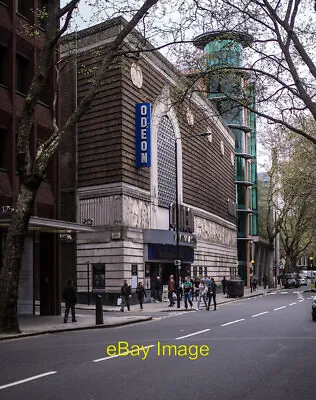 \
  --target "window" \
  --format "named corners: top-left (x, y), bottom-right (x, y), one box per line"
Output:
top-left (16, 54), bottom-right (29, 94)
top-left (0, 233), bottom-right (6, 272)
top-left (0, 46), bottom-right (8, 86)
top-left (0, 128), bottom-right (8, 169)
top-left (157, 116), bottom-right (176, 208)
top-left (38, 0), bottom-right (48, 30)
top-left (16, 0), bottom-right (27, 16)
top-left (92, 264), bottom-right (105, 291)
